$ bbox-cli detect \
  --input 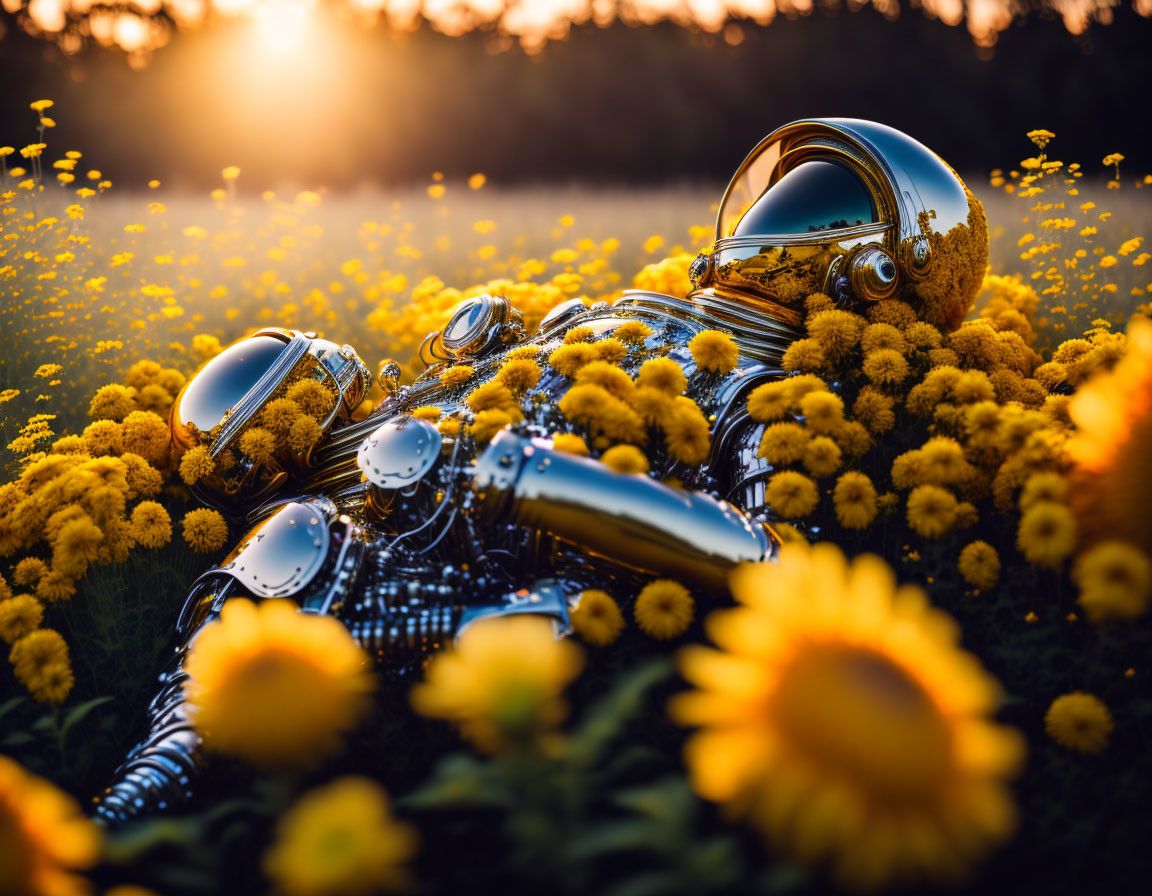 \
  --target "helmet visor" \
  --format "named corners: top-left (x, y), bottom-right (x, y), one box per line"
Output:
top-left (720, 156), bottom-right (878, 239)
